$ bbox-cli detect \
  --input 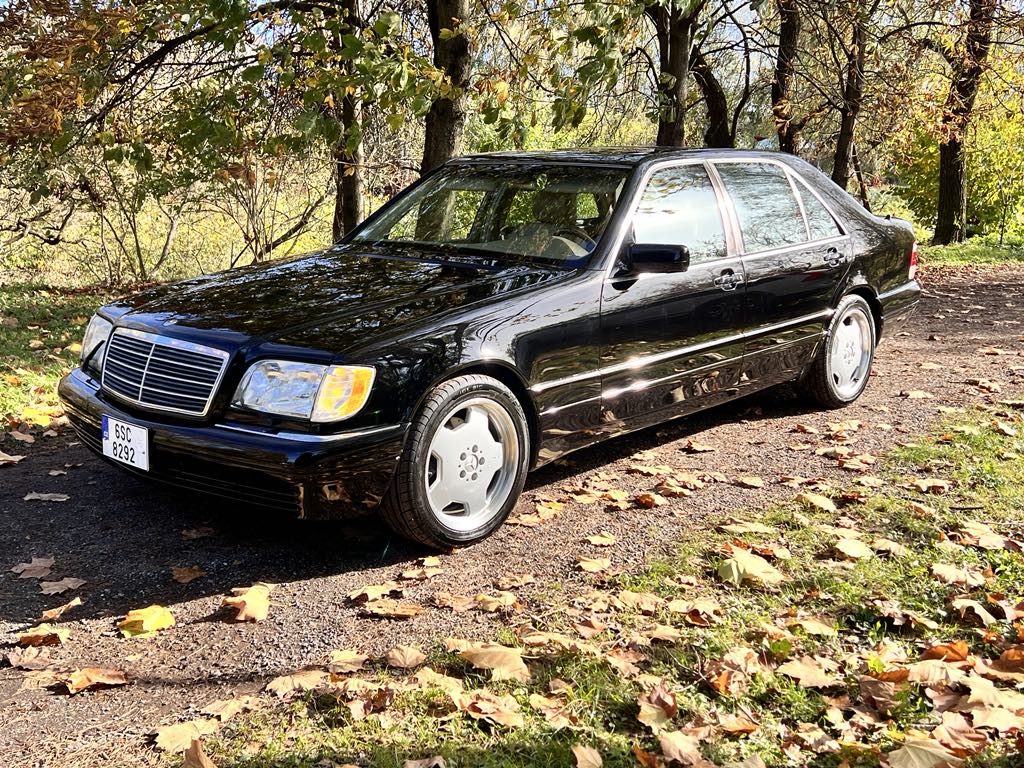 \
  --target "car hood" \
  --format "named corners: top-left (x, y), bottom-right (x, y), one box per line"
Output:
top-left (109, 247), bottom-right (572, 354)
